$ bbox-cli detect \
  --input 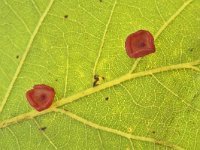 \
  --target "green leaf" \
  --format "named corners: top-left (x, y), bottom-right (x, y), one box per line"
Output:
top-left (0, 0), bottom-right (200, 149)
